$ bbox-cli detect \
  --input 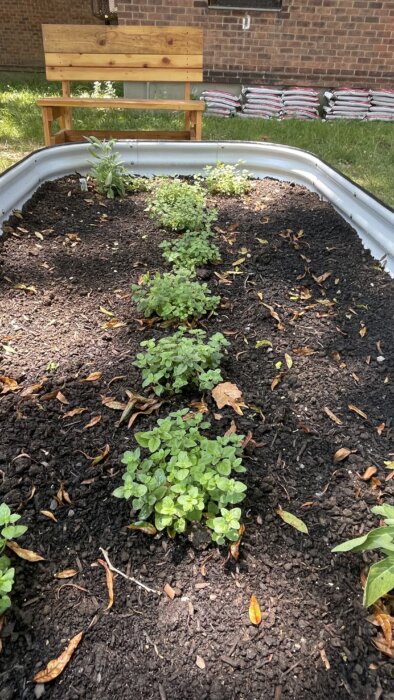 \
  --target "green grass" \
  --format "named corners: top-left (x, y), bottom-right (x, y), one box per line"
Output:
top-left (1, 74), bottom-right (394, 207)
